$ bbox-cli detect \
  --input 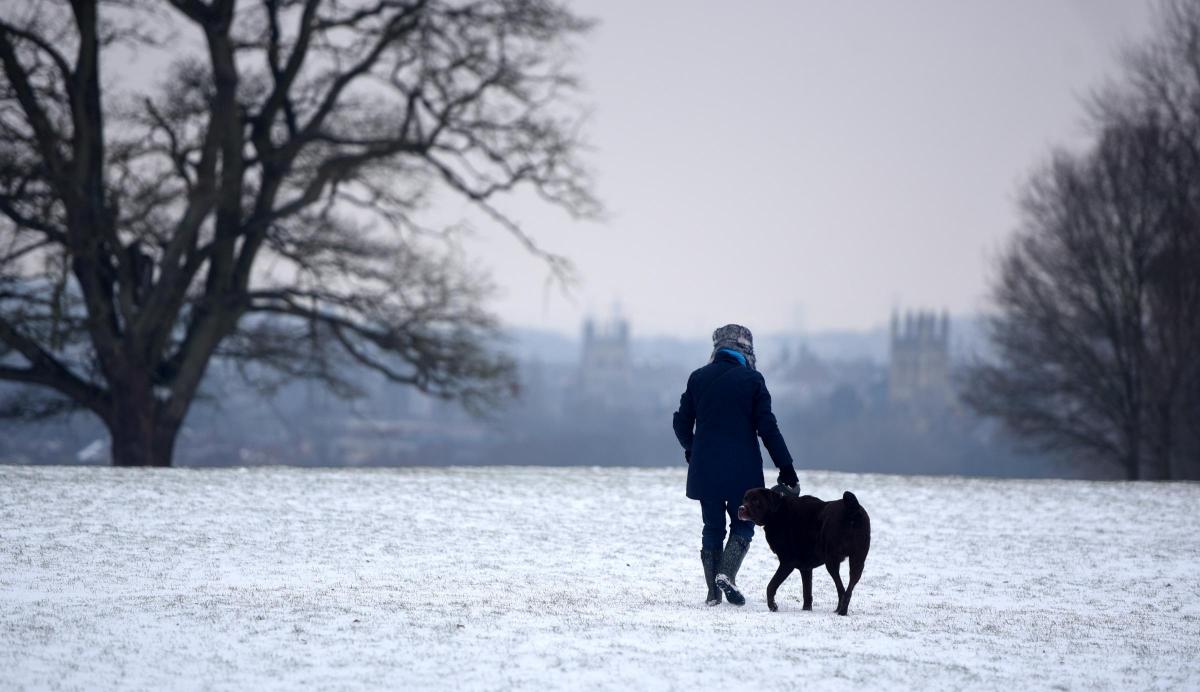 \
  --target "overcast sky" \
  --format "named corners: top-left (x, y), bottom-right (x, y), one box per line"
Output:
top-left (462, 0), bottom-right (1158, 337)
